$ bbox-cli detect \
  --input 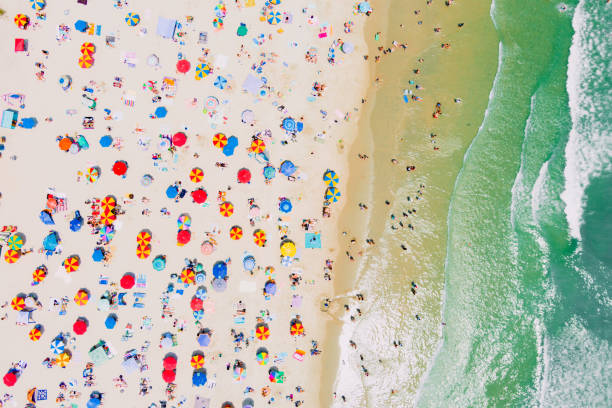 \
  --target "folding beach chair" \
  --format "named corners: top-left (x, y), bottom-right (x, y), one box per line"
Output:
top-left (136, 274), bottom-right (147, 288)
